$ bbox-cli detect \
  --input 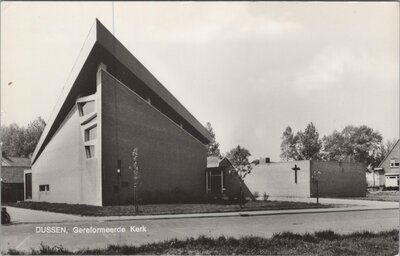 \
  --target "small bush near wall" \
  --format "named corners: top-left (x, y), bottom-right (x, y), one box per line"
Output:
top-left (383, 186), bottom-right (399, 191)
top-left (252, 191), bottom-right (260, 201)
